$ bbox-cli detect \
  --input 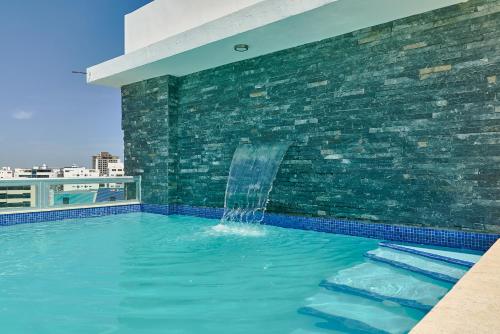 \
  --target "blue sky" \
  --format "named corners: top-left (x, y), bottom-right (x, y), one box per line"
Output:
top-left (0, 0), bottom-right (151, 168)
